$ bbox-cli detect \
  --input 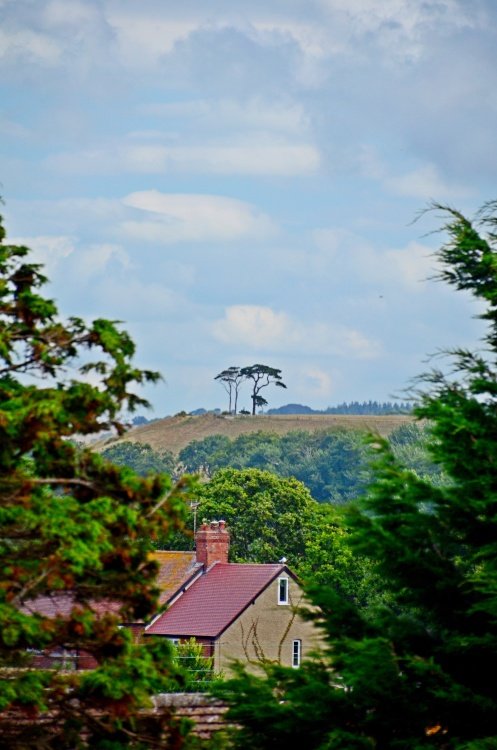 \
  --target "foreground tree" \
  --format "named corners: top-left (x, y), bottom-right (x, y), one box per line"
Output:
top-left (215, 202), bottom-right (497, 748)
top-left (0, 214), bottom-right (199, 747)
top-left (239, 364), bottom-right (286, 415)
